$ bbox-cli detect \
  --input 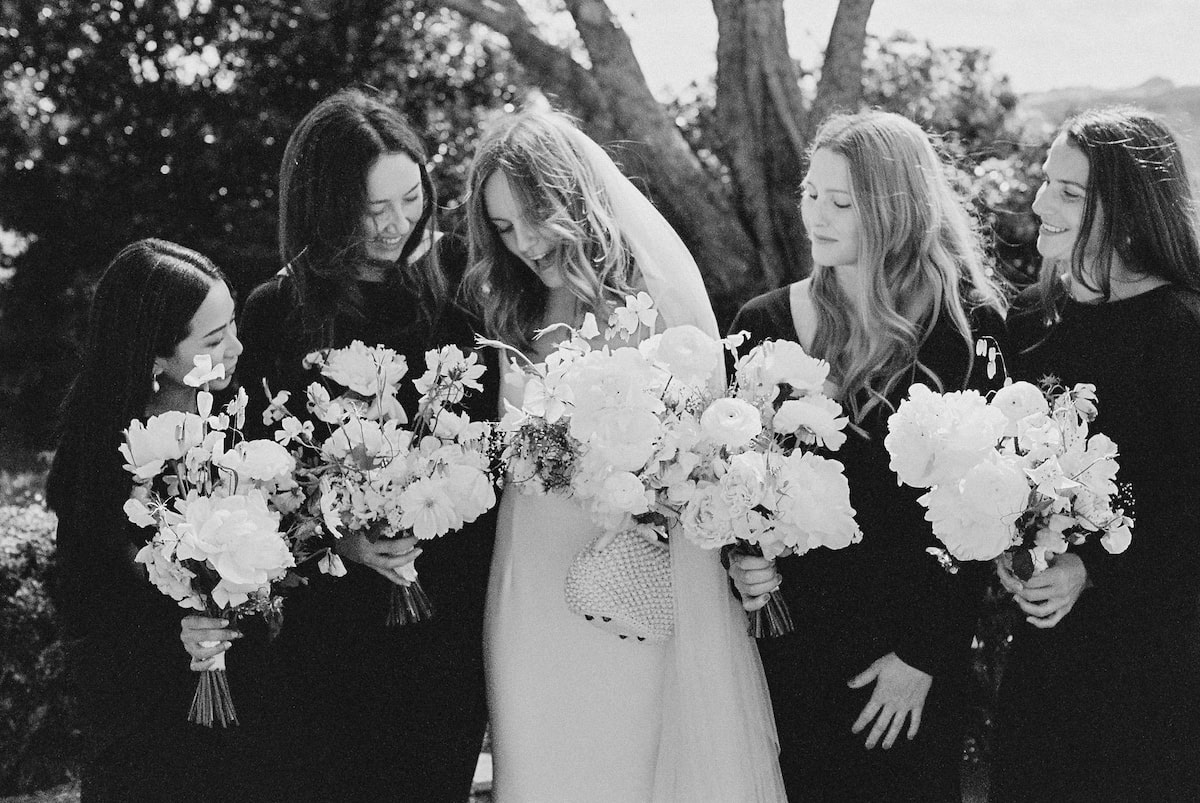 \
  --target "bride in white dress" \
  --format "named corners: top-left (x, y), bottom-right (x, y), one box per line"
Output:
top-left (464, 108), bottom-right (786, 803)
